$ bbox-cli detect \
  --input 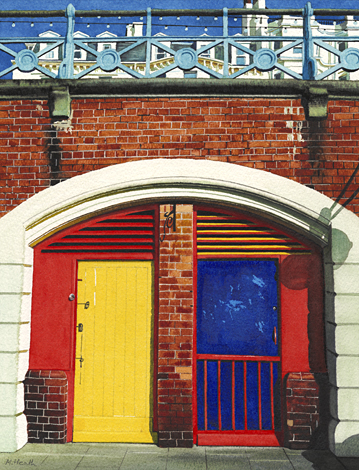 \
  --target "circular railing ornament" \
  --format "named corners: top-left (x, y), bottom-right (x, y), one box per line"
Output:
top-left (97, 49), bottom-right (121, 72)
top-left (340, 48), bottom-right (359, 71)
top-left (15, 49), bottom-right (38, 72)
top-left (253, 49), bottom-right (277, 72)
top-left (175, 48), bottom-right (197, 71)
